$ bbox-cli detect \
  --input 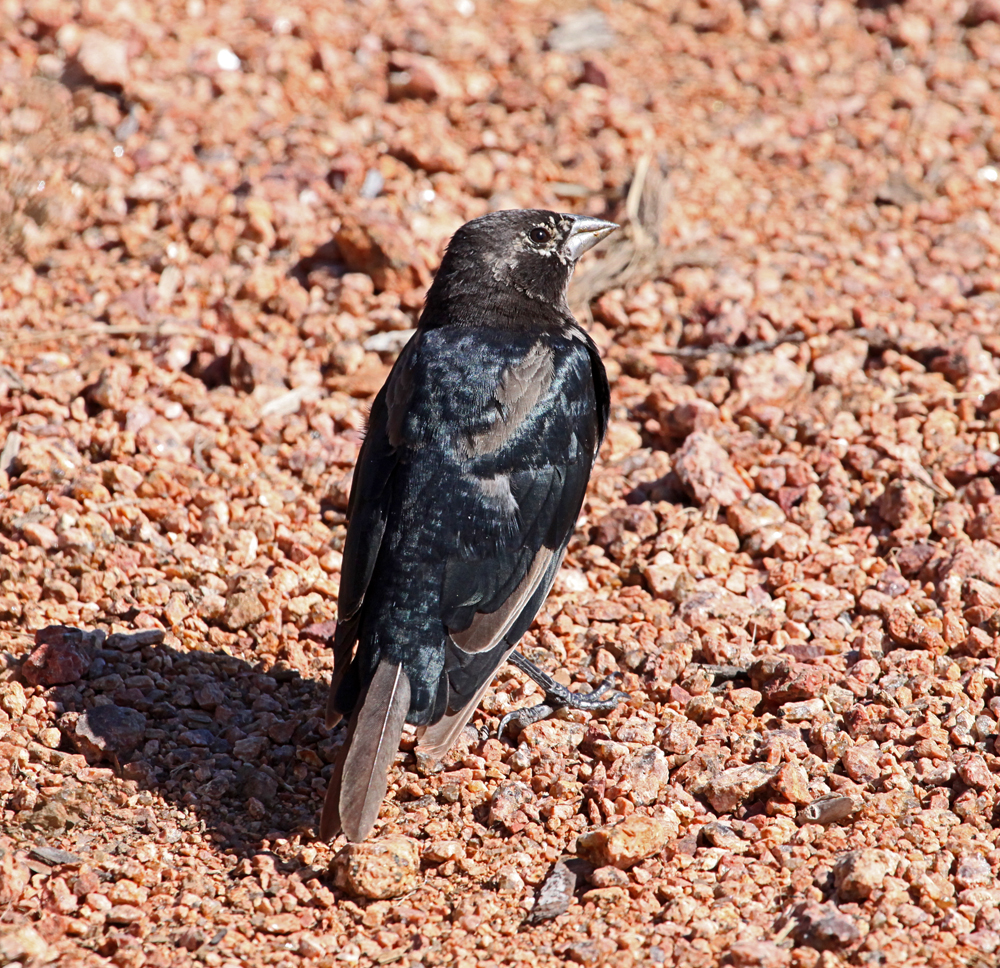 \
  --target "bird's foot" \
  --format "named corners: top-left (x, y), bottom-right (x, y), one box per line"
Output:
top-left (498, 650), bottom-right (629, 738)
top-left (498, 702), bottom-right (556, 737)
